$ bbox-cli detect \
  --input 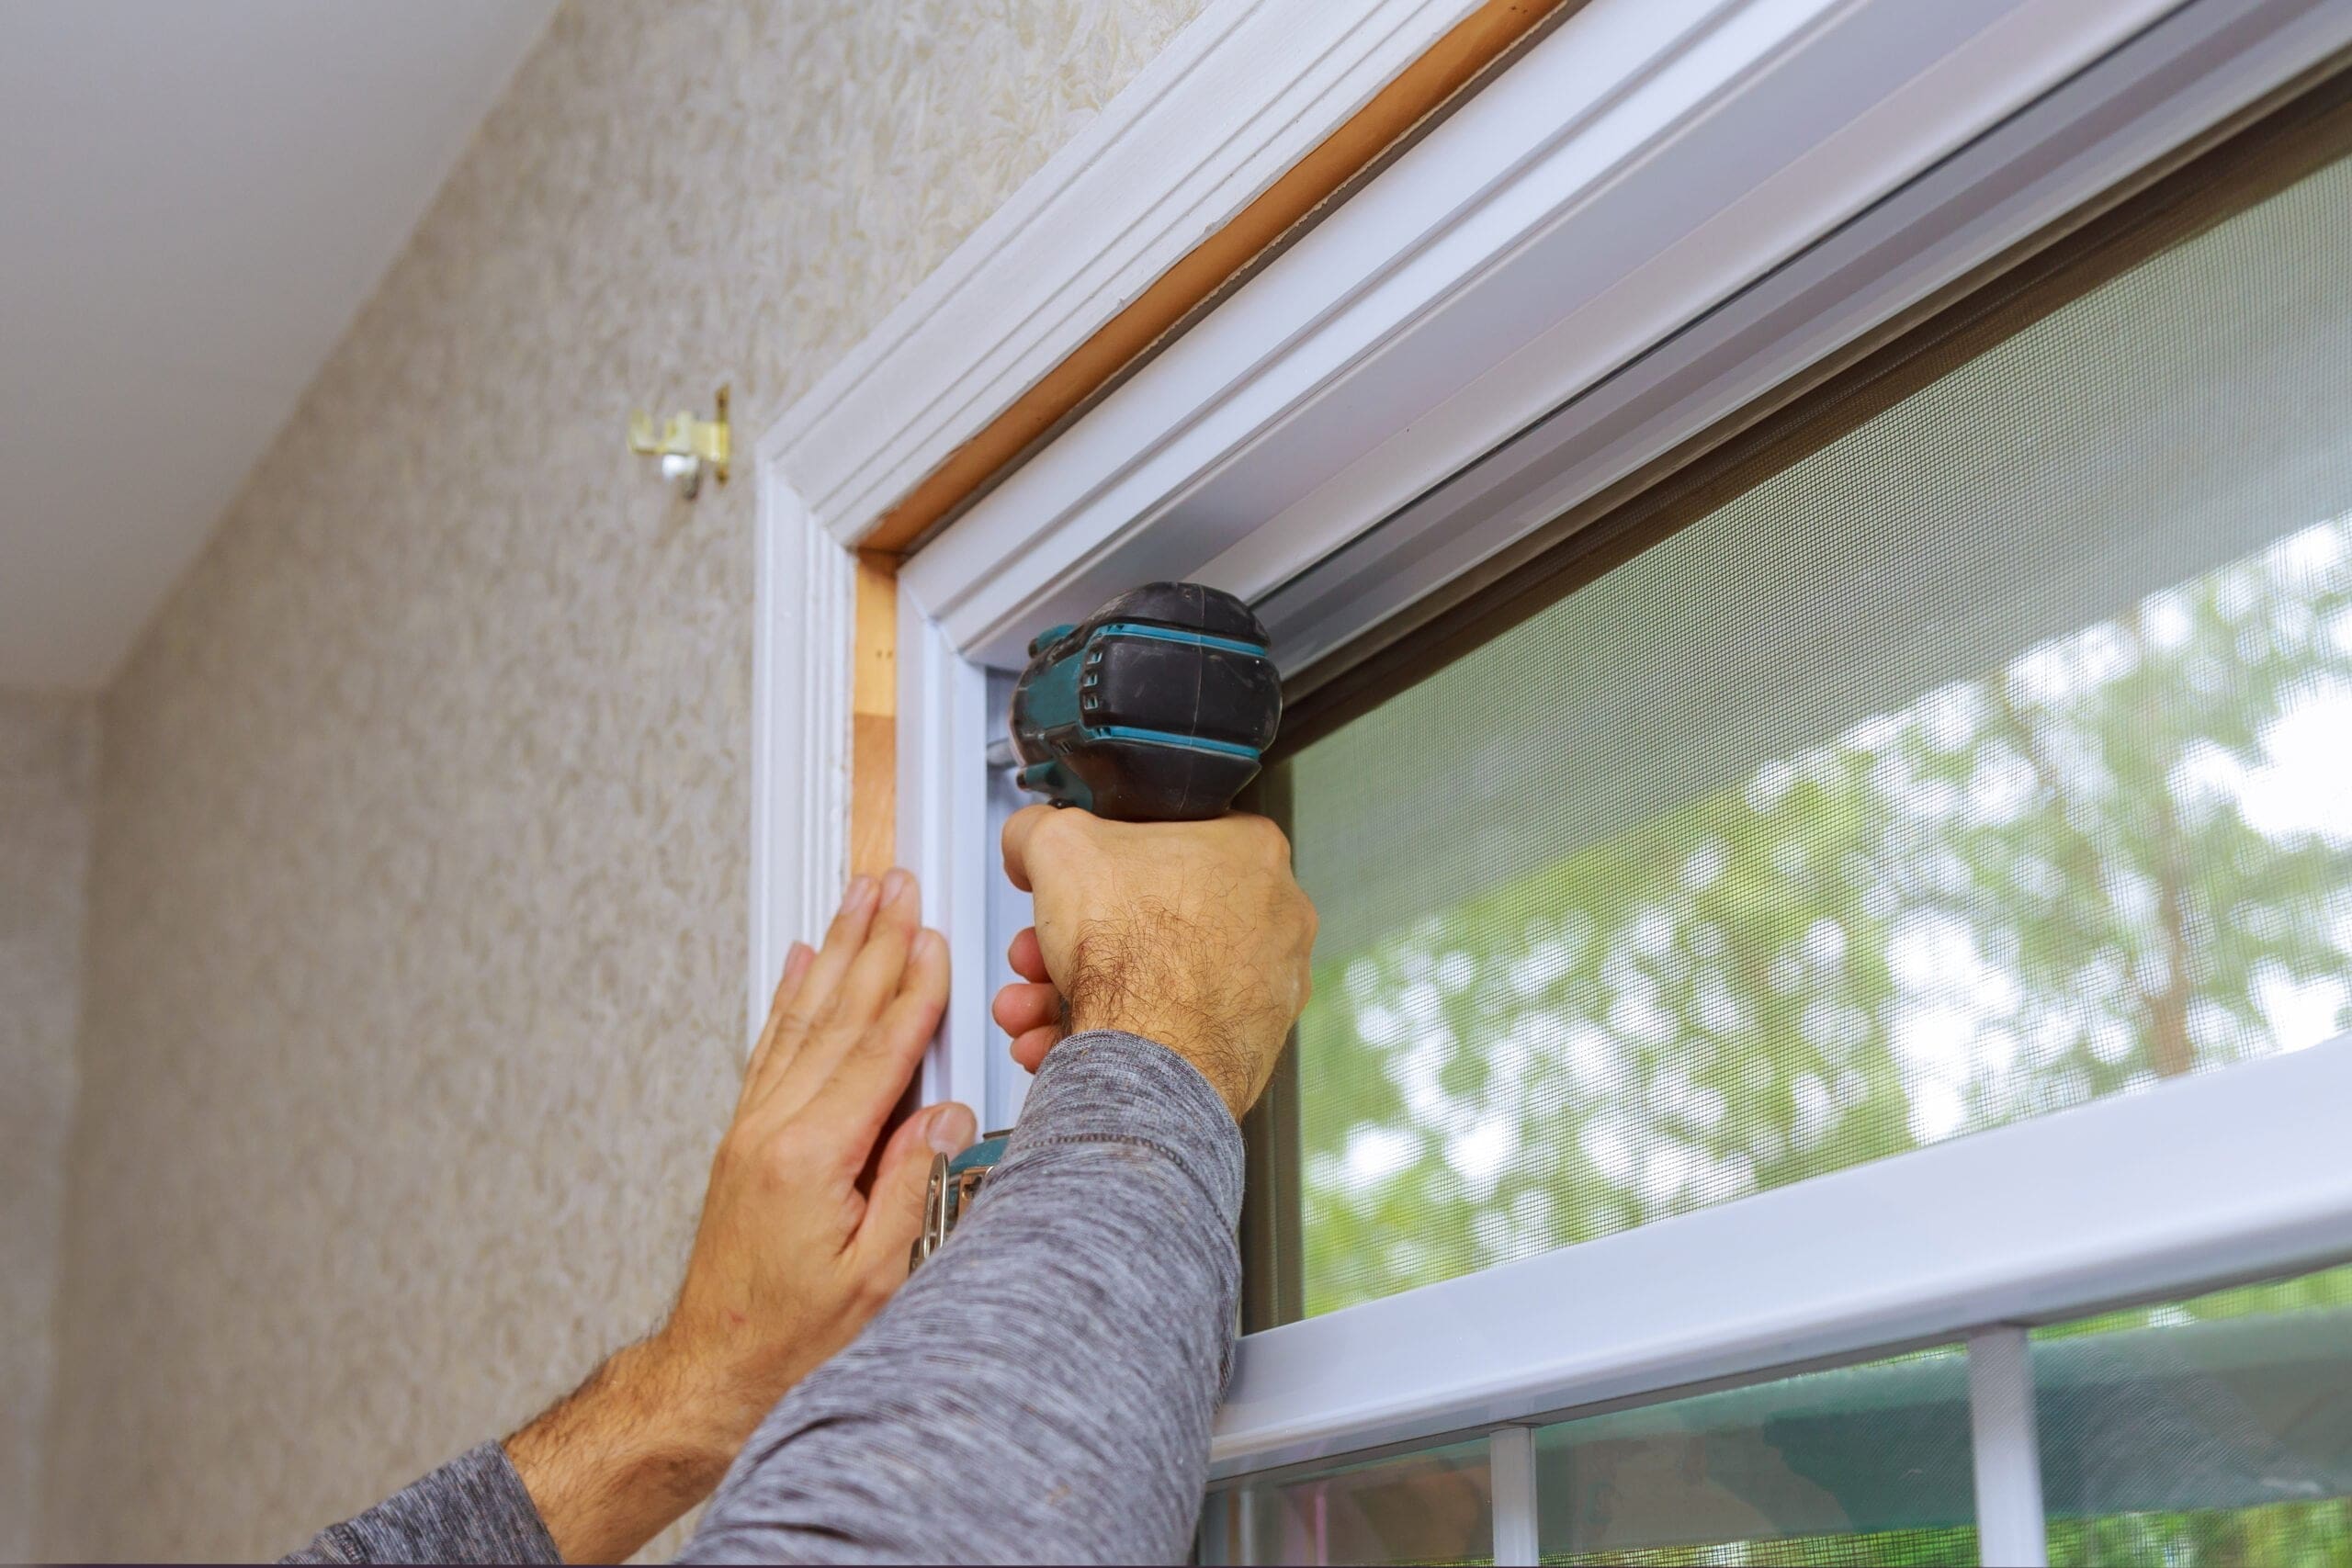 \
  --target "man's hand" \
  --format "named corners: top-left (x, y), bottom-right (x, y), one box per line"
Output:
top-left (991, 806), bottom-right (1317, 1120)
top-left (504, 869), bottom-right (975, 1562)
